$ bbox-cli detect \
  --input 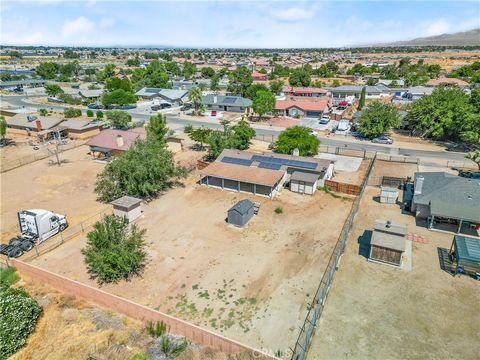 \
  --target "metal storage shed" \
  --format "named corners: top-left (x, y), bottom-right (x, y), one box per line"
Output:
top-left (227, 199), bottom-right (255, 227)
top-left (110, 196), bottom-right (142, 223)
top-left (290, 171), bottom-right (319, 195)
top-left (369, 220), bottom-right (407, 266)
top-left (449, 235), bottom-right (480, 276)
